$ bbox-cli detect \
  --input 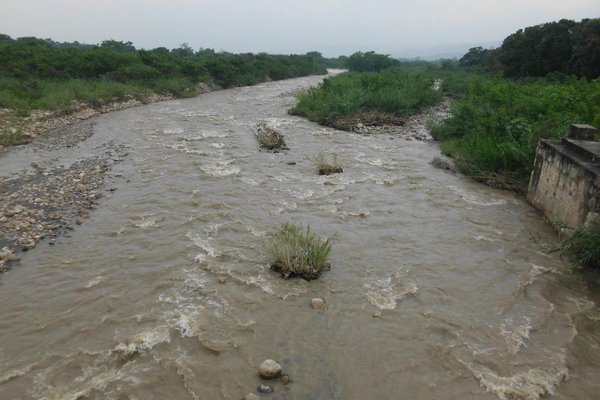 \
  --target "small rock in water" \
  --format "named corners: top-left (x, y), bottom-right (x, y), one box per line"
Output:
top-left (243, 393), bottom-right (260, 400)
top-left (257, 384), bottom-right (273, 394)
top-left (286, 161), bottom-right (296, 165)
top-left (281, 374), bottom-right (291, 385)
top-left (311, 298), bottom-right (327, 310)
top-left (259, 359), bottom-right (282, 379)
